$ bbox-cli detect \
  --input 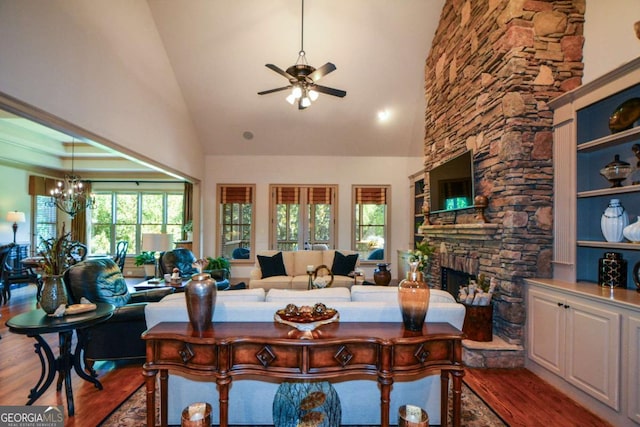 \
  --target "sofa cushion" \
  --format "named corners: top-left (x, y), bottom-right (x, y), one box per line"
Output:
top-left (266, 288), bottom-right (352, 303)
top-left (292, 250), bottom-right (324, 276)
top-left (257, 252), bottom-right (287, 278)
top-left (331, 251), bottom-right (359, 276)
top-left (350, 285), bottom-right (456, 303)
top-left (161, 287), bottom-right (266, 303)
